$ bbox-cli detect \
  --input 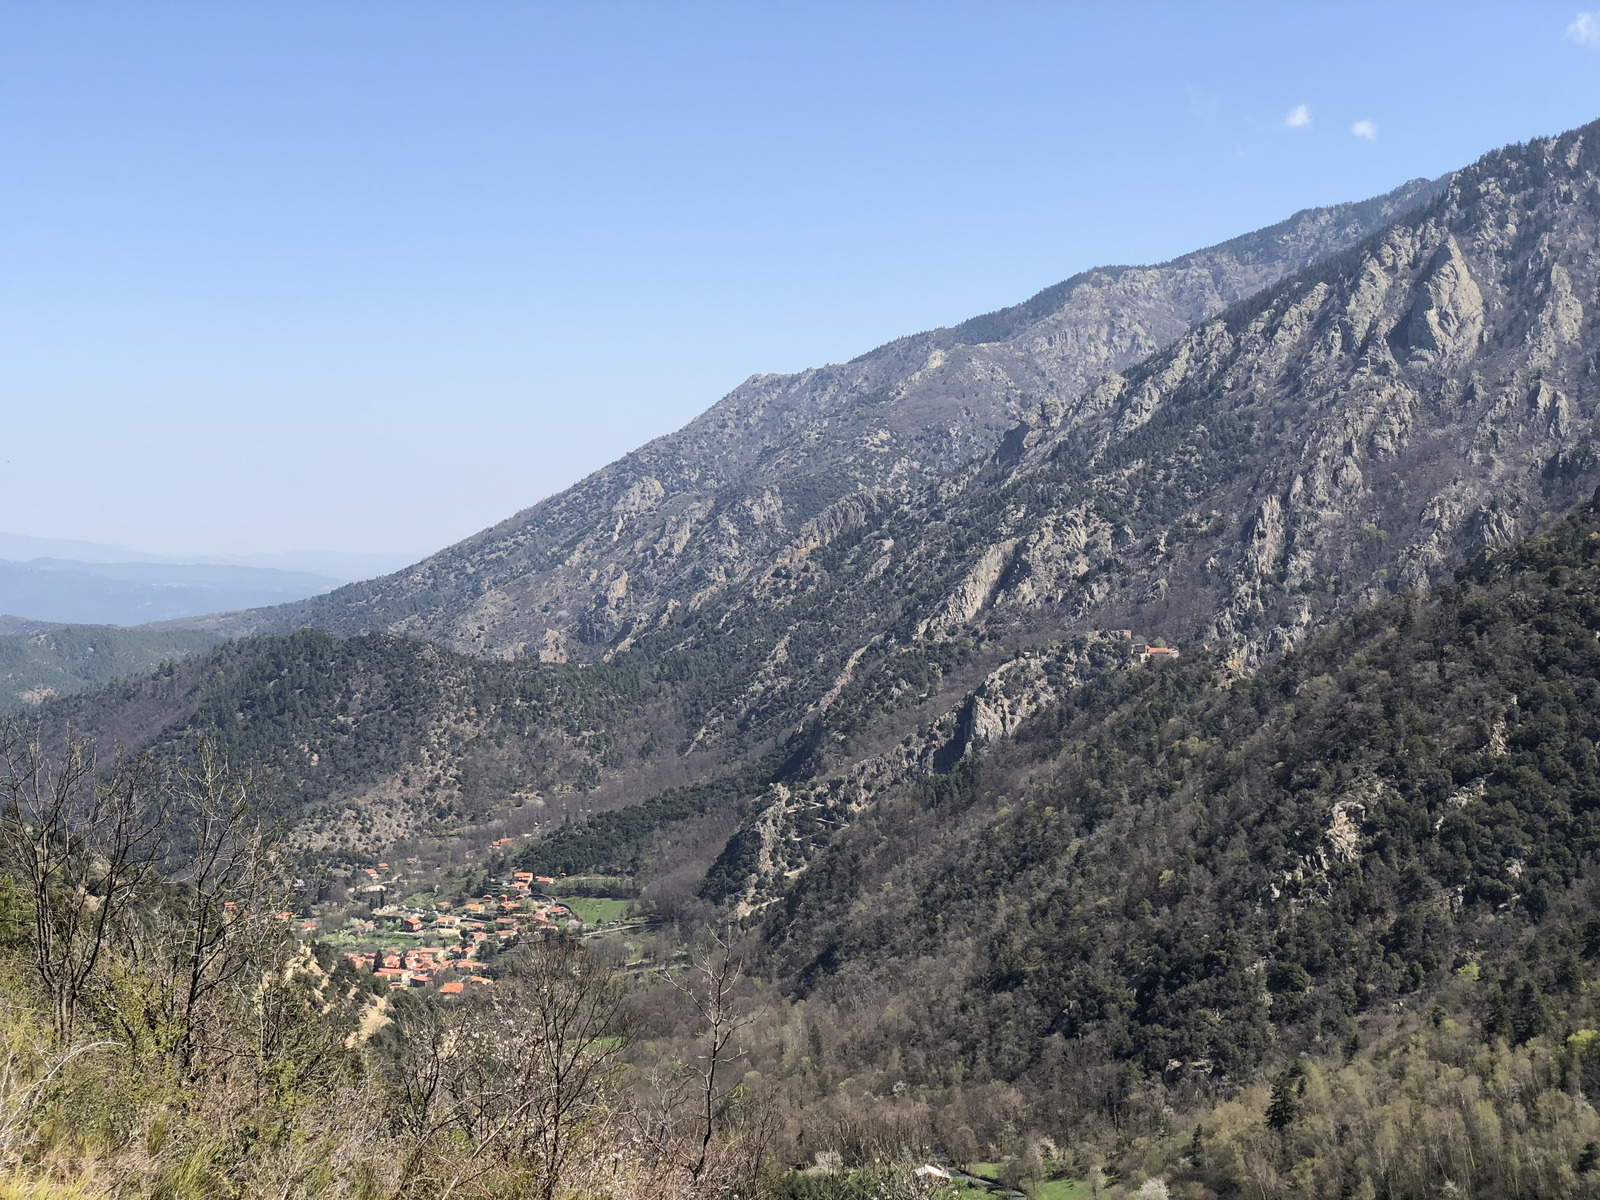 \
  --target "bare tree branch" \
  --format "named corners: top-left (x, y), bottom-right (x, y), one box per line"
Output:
top-left (0, 722), bottom-right (164, 1043)
top-left (657, 927), bottom-right (754, 1181)
top-left (122, 735), bottom-right (289, 1077)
